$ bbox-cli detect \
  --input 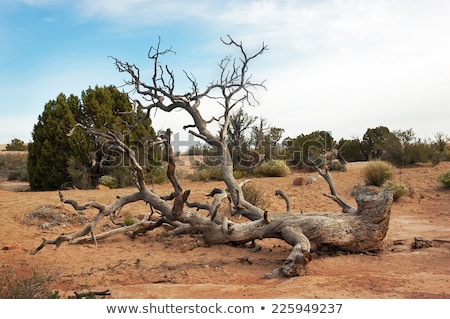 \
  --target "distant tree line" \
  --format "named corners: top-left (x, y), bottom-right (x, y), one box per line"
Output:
top-left (8, 89), bottom-right (449, 190)
top-left (188, 108), bottom-right (450, 171)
